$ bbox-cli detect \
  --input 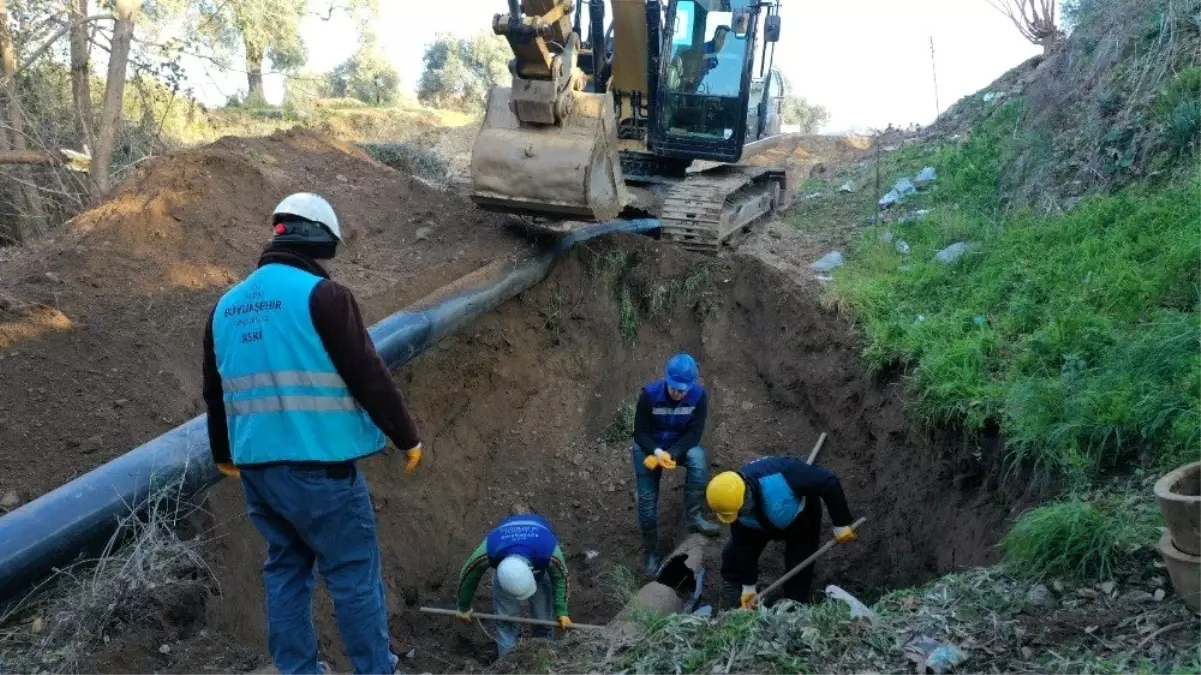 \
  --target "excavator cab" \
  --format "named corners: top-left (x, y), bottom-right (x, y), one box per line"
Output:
top-left (654, 0), bottom-right (780, 163)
